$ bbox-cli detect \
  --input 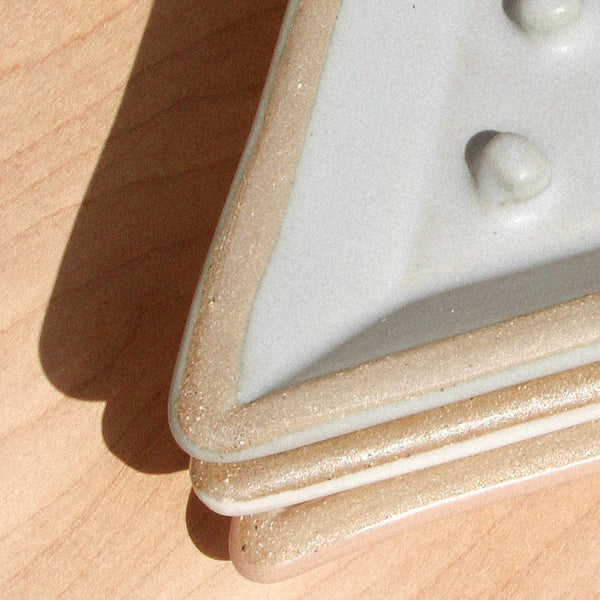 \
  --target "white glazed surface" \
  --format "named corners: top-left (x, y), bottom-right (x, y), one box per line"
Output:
top-left (238, 0), bottom-right (600, 403)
